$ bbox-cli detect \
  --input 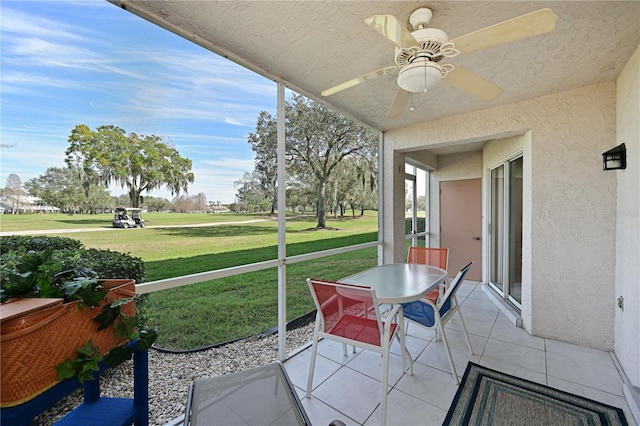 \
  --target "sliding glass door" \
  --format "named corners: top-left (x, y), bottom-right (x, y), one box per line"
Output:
top-left (489, 165), bottom-right (505, 294)
top-left (508, 158), bottom-right (523, 305)
top-left (405, 164), bottom-right (428, 248)
top-left (489, 156), bottom-right (523, 308)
